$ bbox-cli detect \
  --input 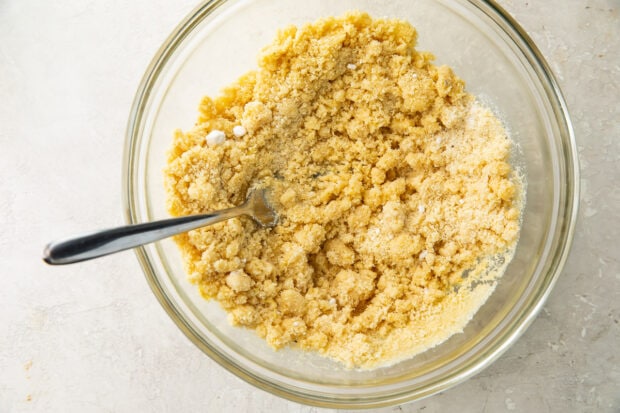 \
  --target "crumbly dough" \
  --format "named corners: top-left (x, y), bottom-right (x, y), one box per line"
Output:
top-left (164, 12), bottom-right (522, 368)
